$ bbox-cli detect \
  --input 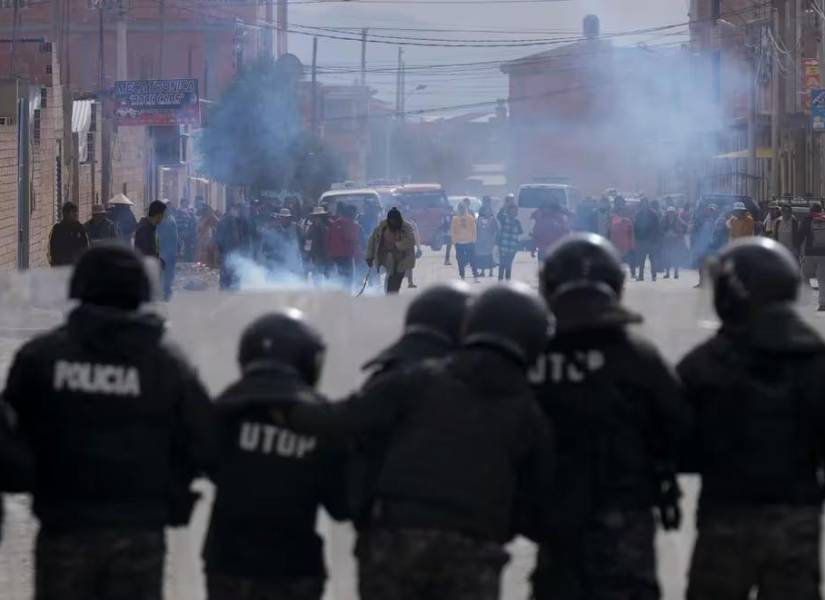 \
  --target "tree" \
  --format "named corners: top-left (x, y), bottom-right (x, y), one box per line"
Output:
top-left (199, 57), bottom-right (343, 199)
